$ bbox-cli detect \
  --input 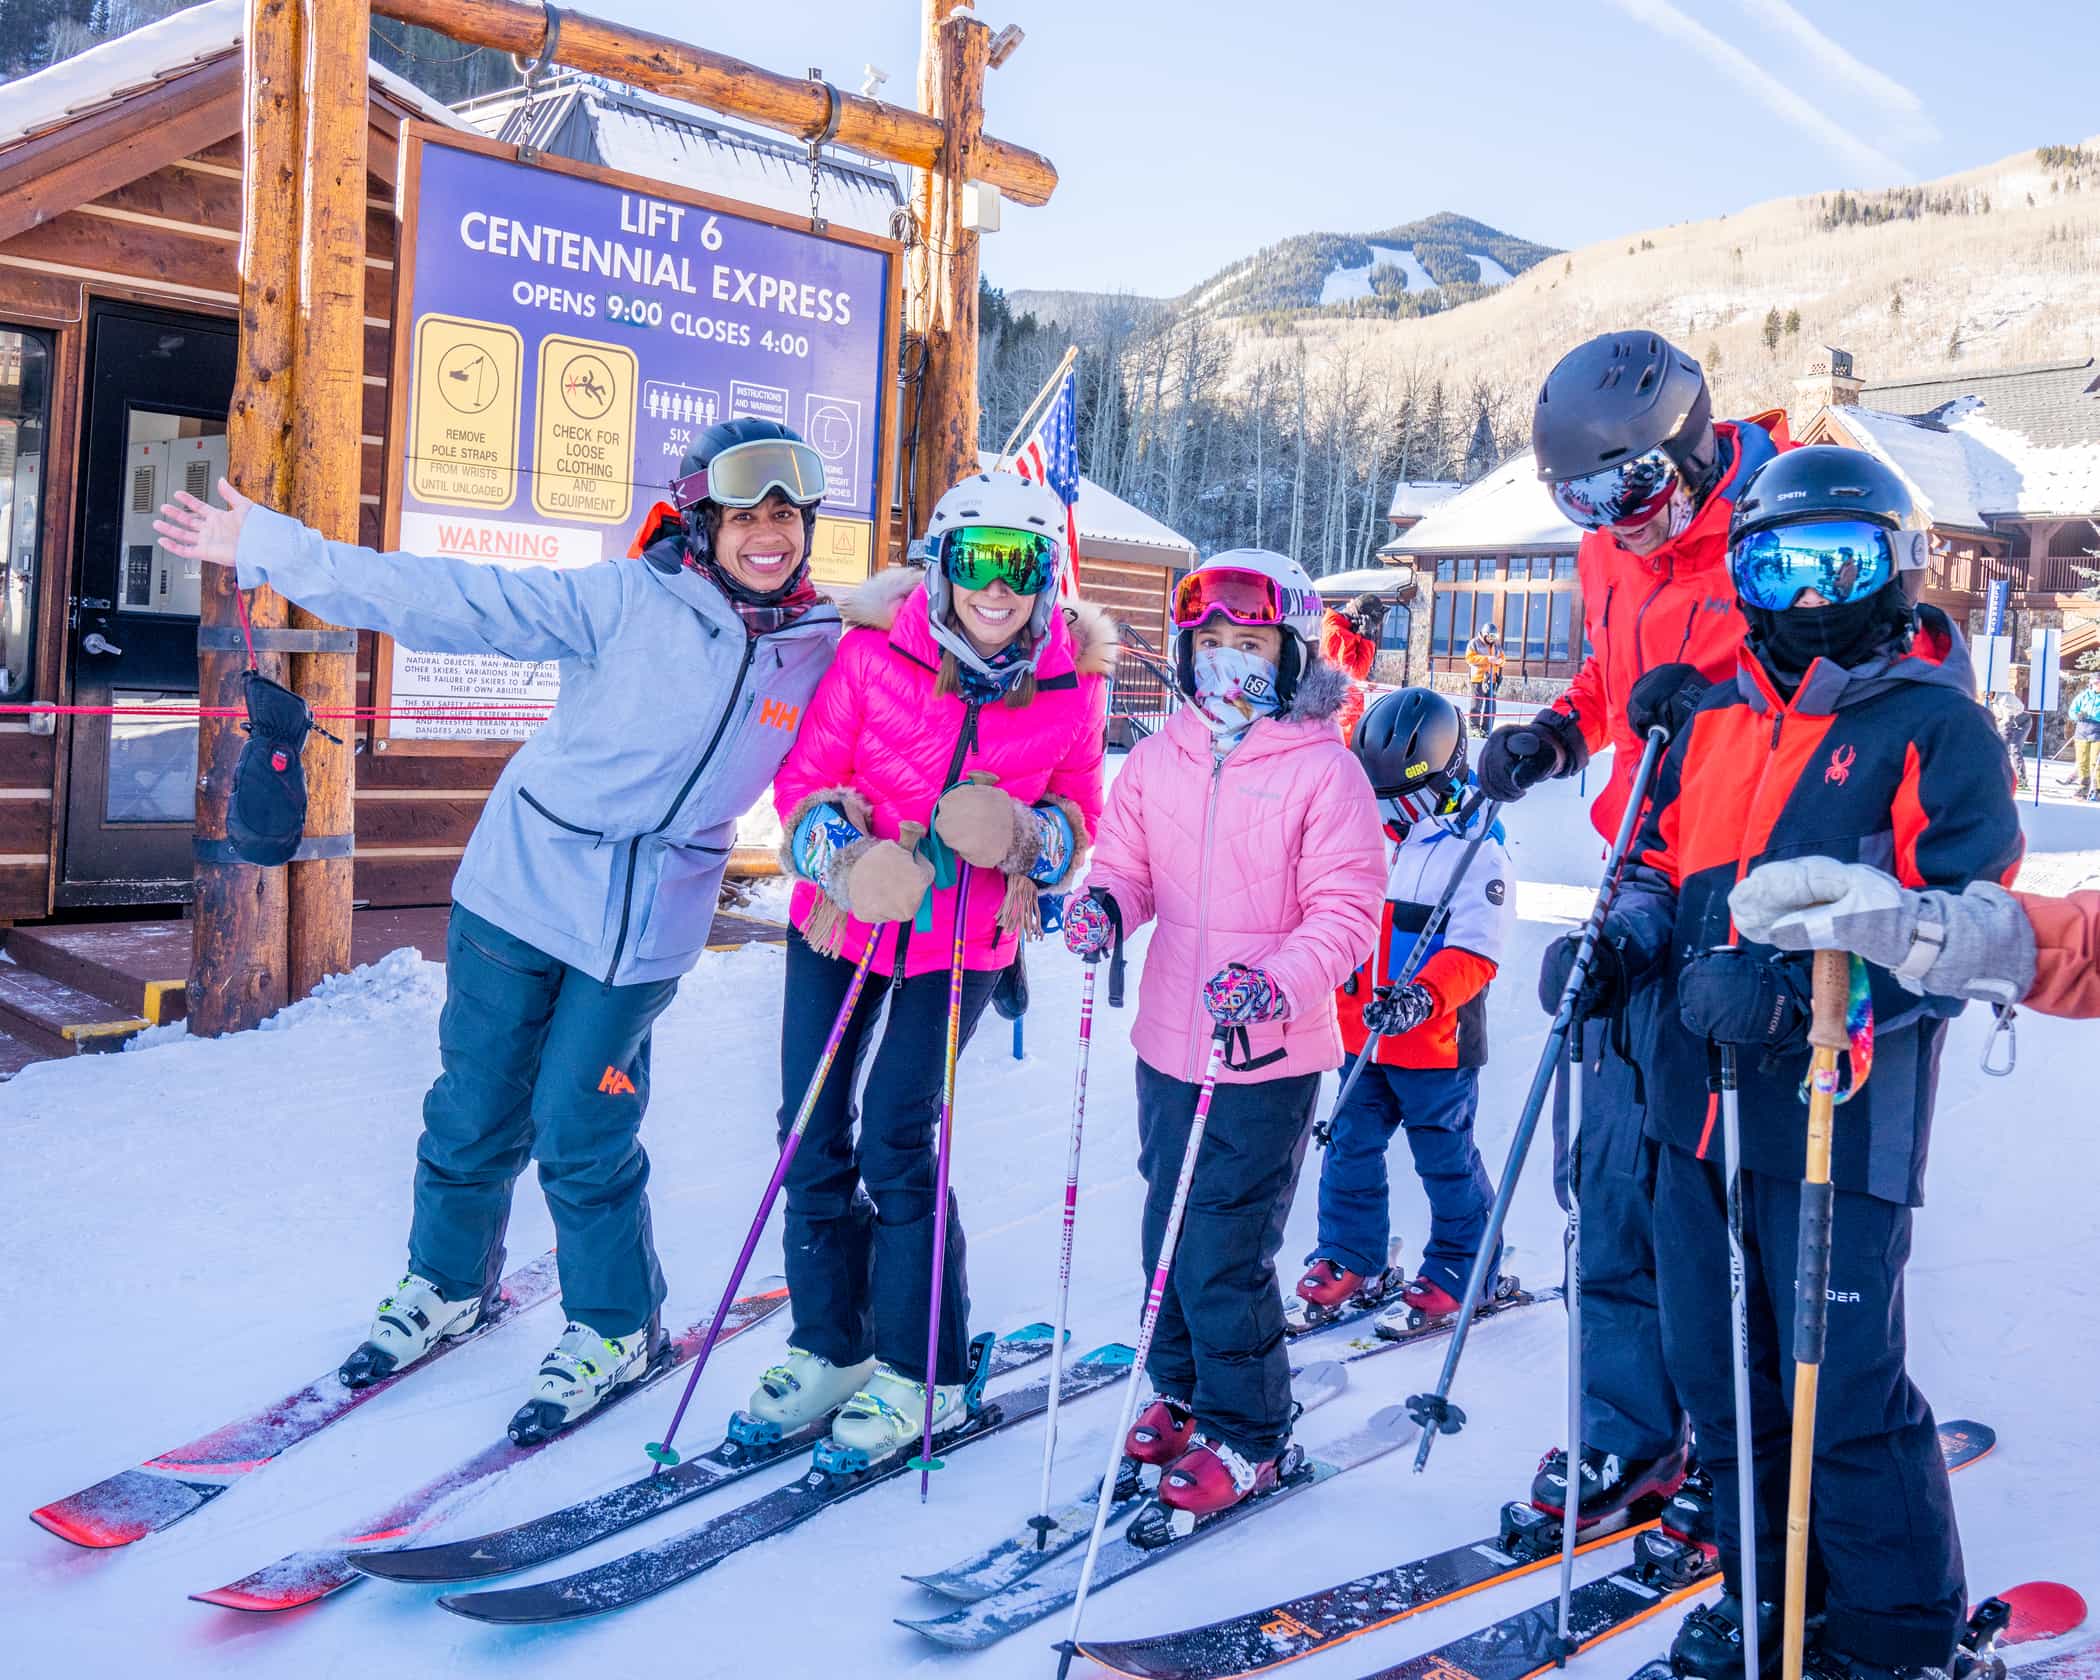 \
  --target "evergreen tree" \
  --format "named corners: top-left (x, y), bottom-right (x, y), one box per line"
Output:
top-left (1762, 307), bottom-right (1783, 351)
